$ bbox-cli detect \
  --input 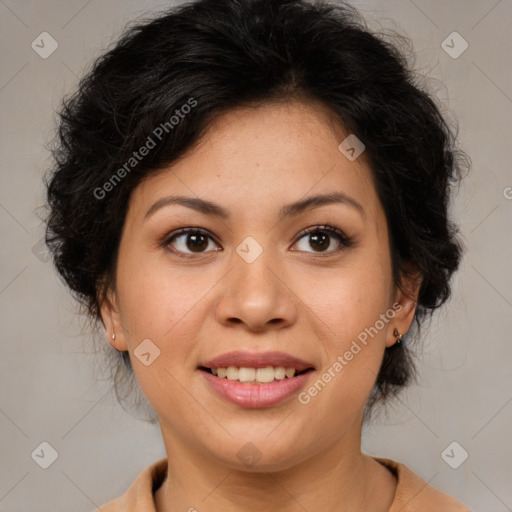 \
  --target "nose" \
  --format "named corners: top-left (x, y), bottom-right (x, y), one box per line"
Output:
top-left (214, 245), bottom-right (298, 333)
